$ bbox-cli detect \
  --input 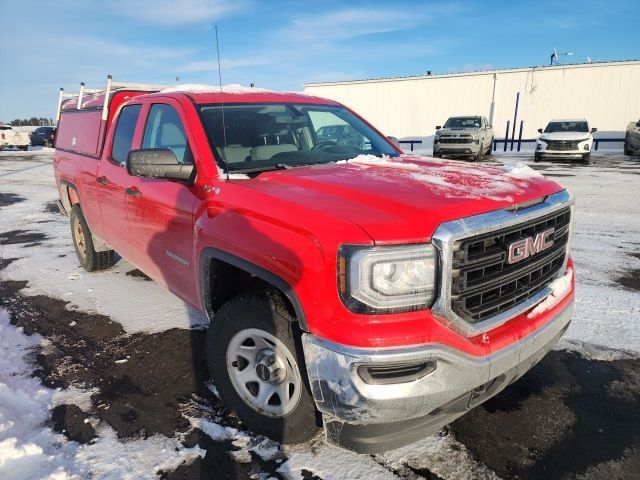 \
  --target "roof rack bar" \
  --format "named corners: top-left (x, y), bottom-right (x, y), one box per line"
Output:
top-left (77, 82), bottom-right (85, 110)
top-left (101, 75), bottom-right (113, 121)
top-left (55, 88), bottom-right (65, 122)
